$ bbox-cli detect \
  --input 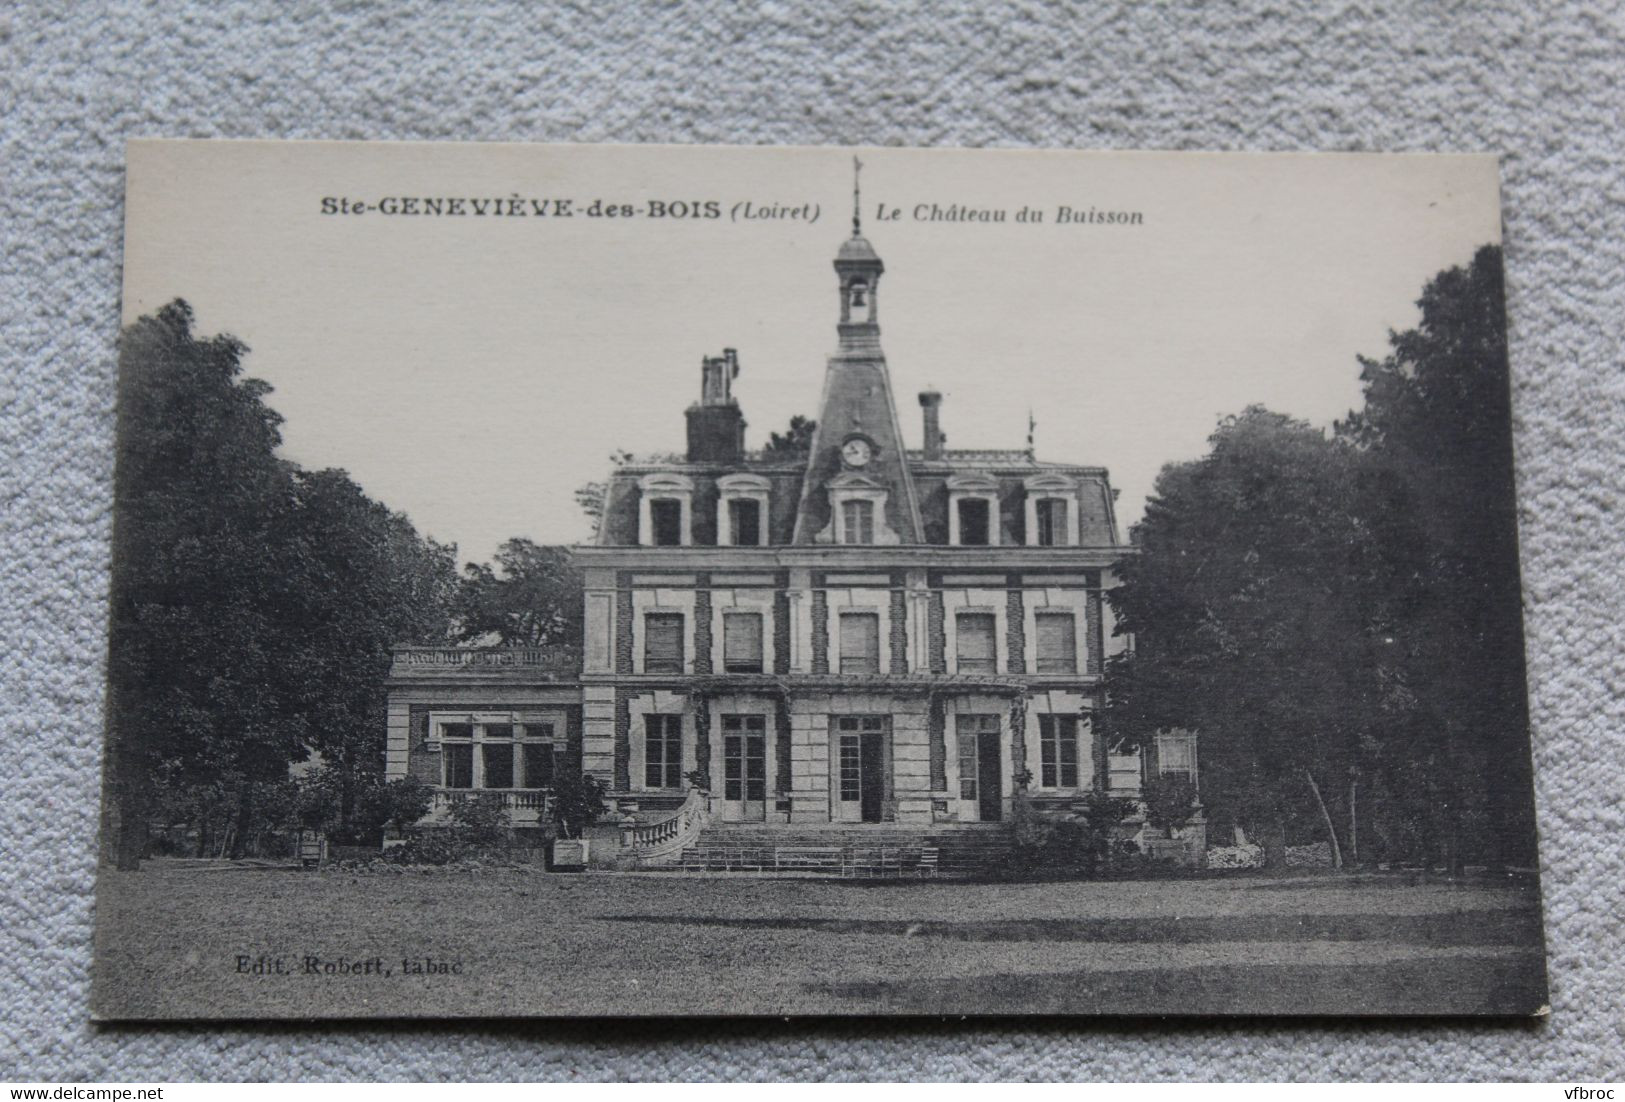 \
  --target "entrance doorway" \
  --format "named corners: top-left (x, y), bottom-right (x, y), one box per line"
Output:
top-left (834, 715), bottom-right (889, 823)
top-left (721, 714), bottom-right (766, 821)
top-left (956, 714), bottom-right (1003, 822)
